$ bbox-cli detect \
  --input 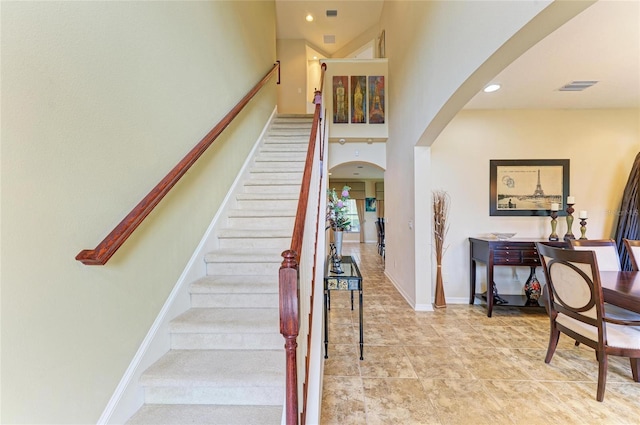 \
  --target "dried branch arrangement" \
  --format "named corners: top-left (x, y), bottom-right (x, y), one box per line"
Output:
top-left (433, 190), bottom-right (450, 308)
